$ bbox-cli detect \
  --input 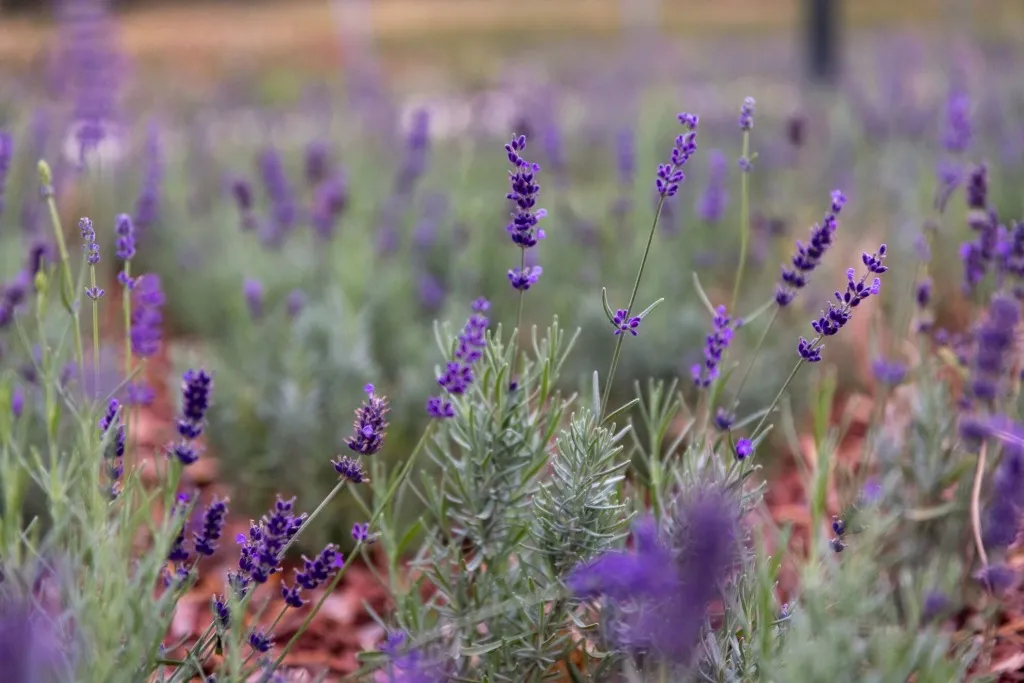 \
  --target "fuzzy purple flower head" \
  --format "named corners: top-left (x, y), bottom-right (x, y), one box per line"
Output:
top-left (775, 191), bottom-right (846, 306)
top-left (426, 298), bottom-right (489, 419)
top-left (346, 384), bottom-right (390, 456)
top-left (655, 113), bottom-right (699, 198)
